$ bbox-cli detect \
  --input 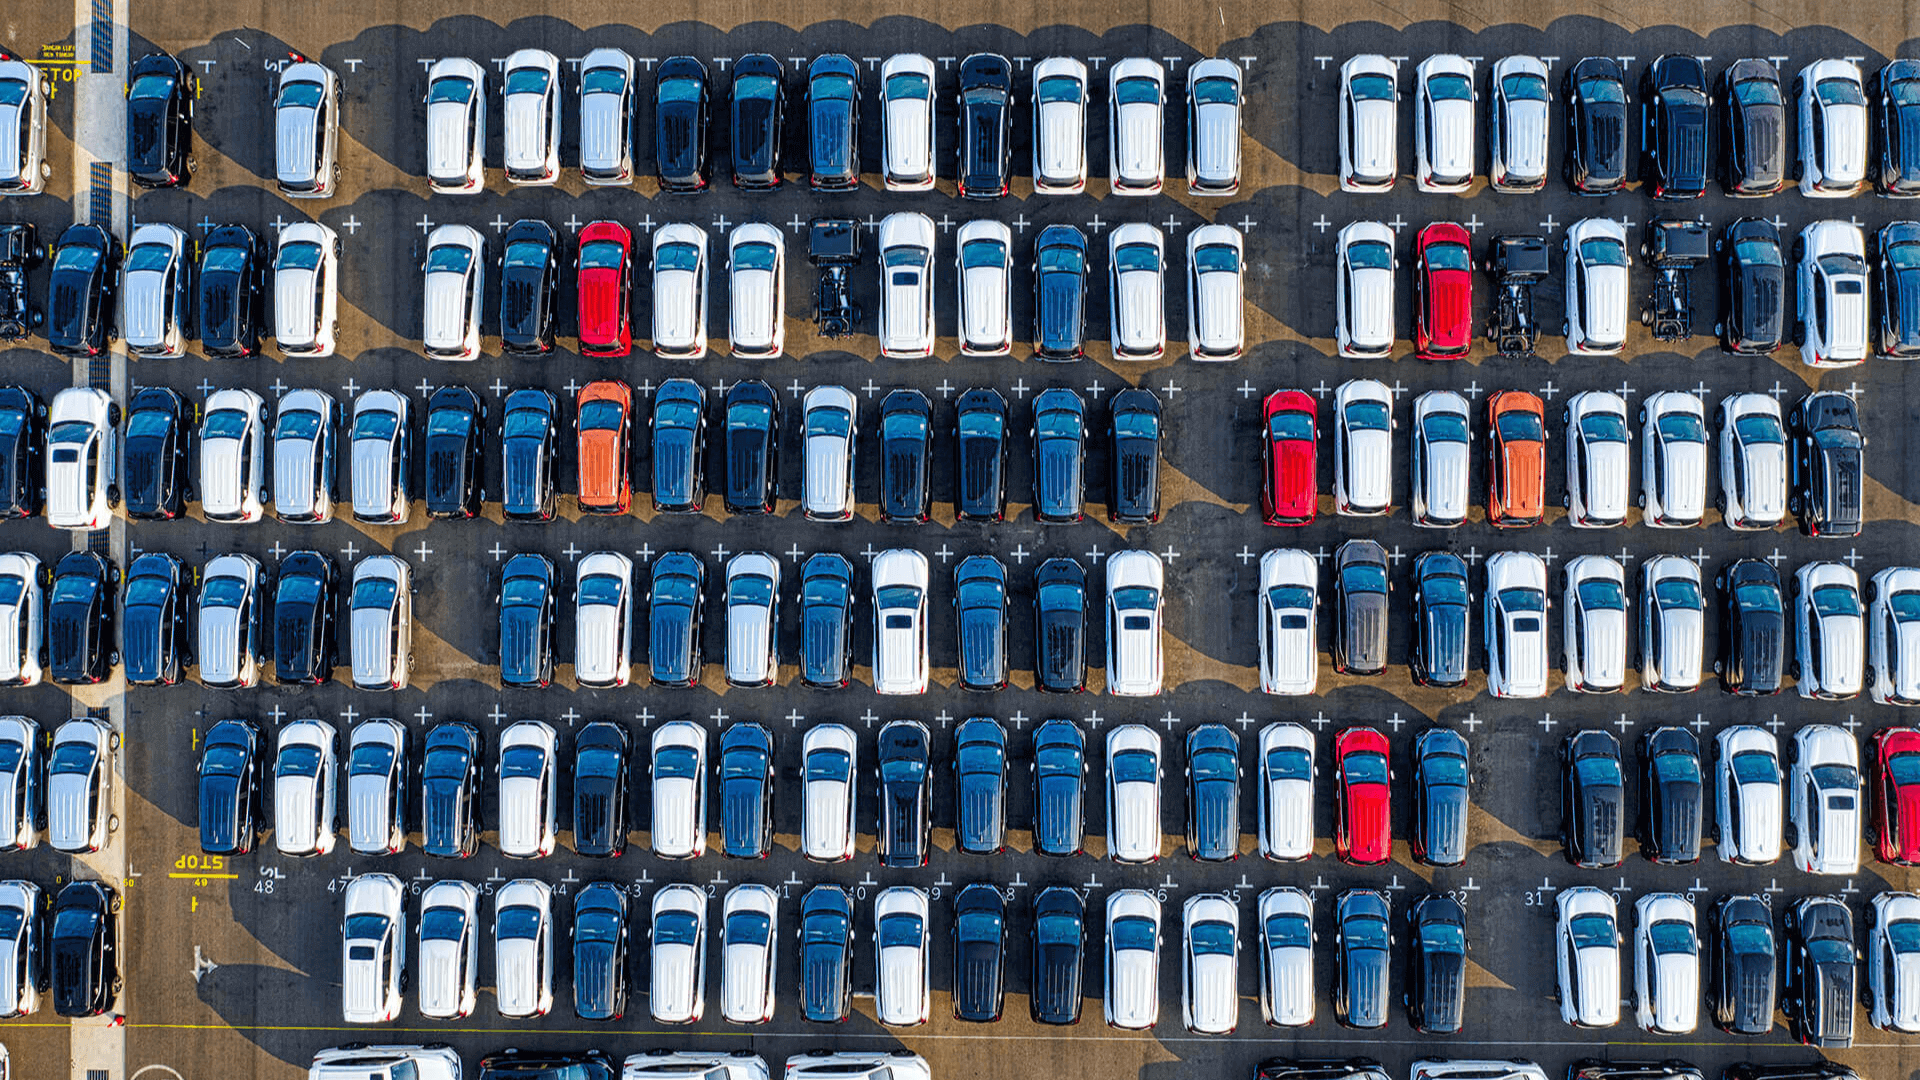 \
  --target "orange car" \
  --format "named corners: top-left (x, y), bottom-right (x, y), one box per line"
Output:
top-left (1487, 390), bottom-right (1545, 527)
top-left (576, 380), bottom-right (633, 514)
